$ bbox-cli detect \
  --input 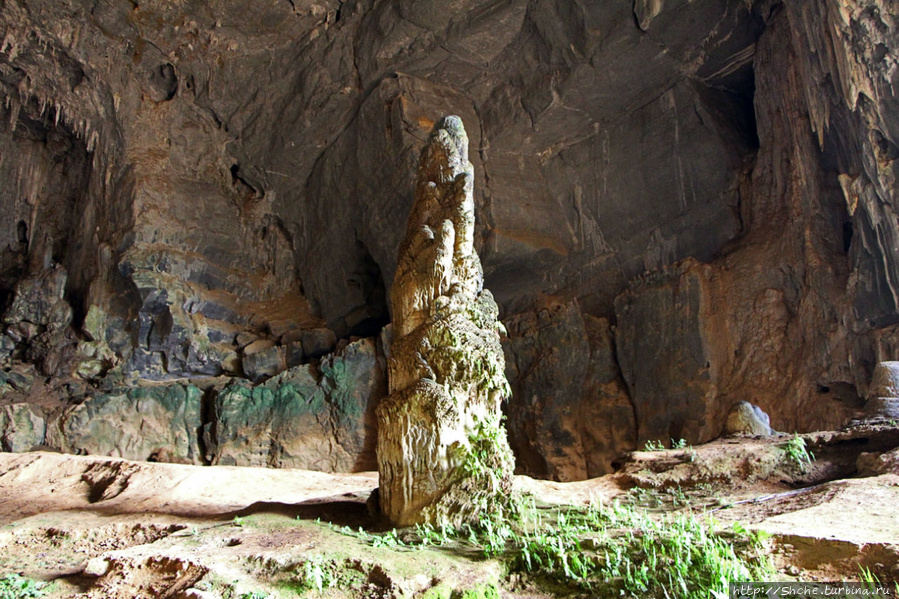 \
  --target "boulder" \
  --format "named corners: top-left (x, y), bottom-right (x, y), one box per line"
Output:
top-left (857, 448), bottom-right (899, 477)
top-left (63, 385), bottom-right (203, 463)
top-left (209, 337), bottom-right (385, 472)
top-left (724, 401), bottom-right (774, 436)
top-left (868, 362), bottom-right (899, 399)
top-left (864, 362), bottom-right (899, 419)
top-left (301, 328), bottom-right (337, 360)
top-left (242, 342), bottom-right (286, 382)
top-left (0, 403), bottom-right (46, 452)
